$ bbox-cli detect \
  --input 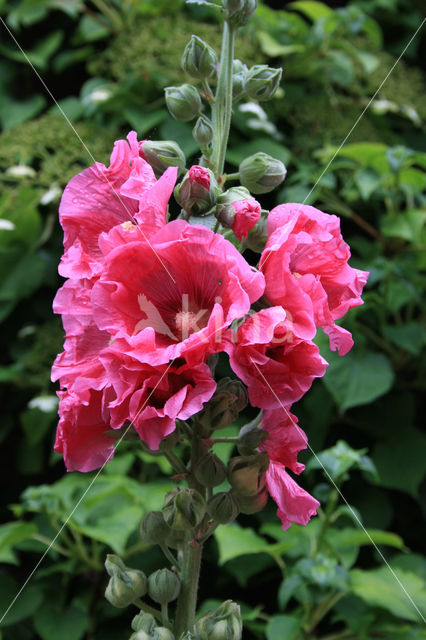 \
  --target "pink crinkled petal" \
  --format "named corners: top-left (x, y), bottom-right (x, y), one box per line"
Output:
top-left (322, 323), bottom-right (354, 356)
